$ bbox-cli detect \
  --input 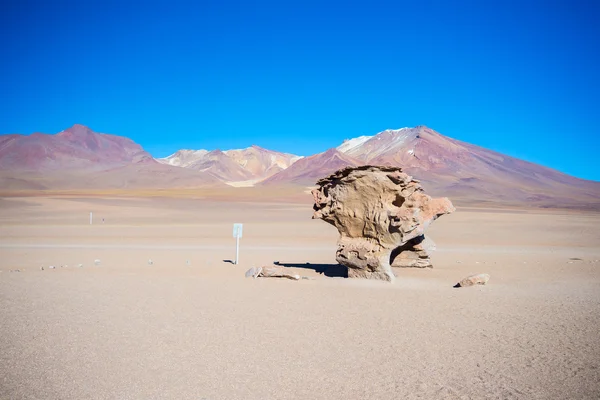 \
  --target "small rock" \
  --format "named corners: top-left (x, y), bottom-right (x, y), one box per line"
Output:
top-left (148, 259), bottom-right (153, 265)
top-left (454, 273), bottom-right (490, 288)
top-left (10, 269), bottom-right (21, 273)
top-left (245, 267), bottom-right (262, 278)
top-left (78, 264), bottom-right (83, 268)
top-left (259, 266), bottom-right (300, 280)
top-left (186, 260), bottom-right (191, 266)
top-left (456, 261), bottom-right (462, 264)
top-left (49, 265), bottom-right (56, 269)
top-left (94, 259), bottom-right (101, 266)
top-left (40, 266), bottom-right (44, 271)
